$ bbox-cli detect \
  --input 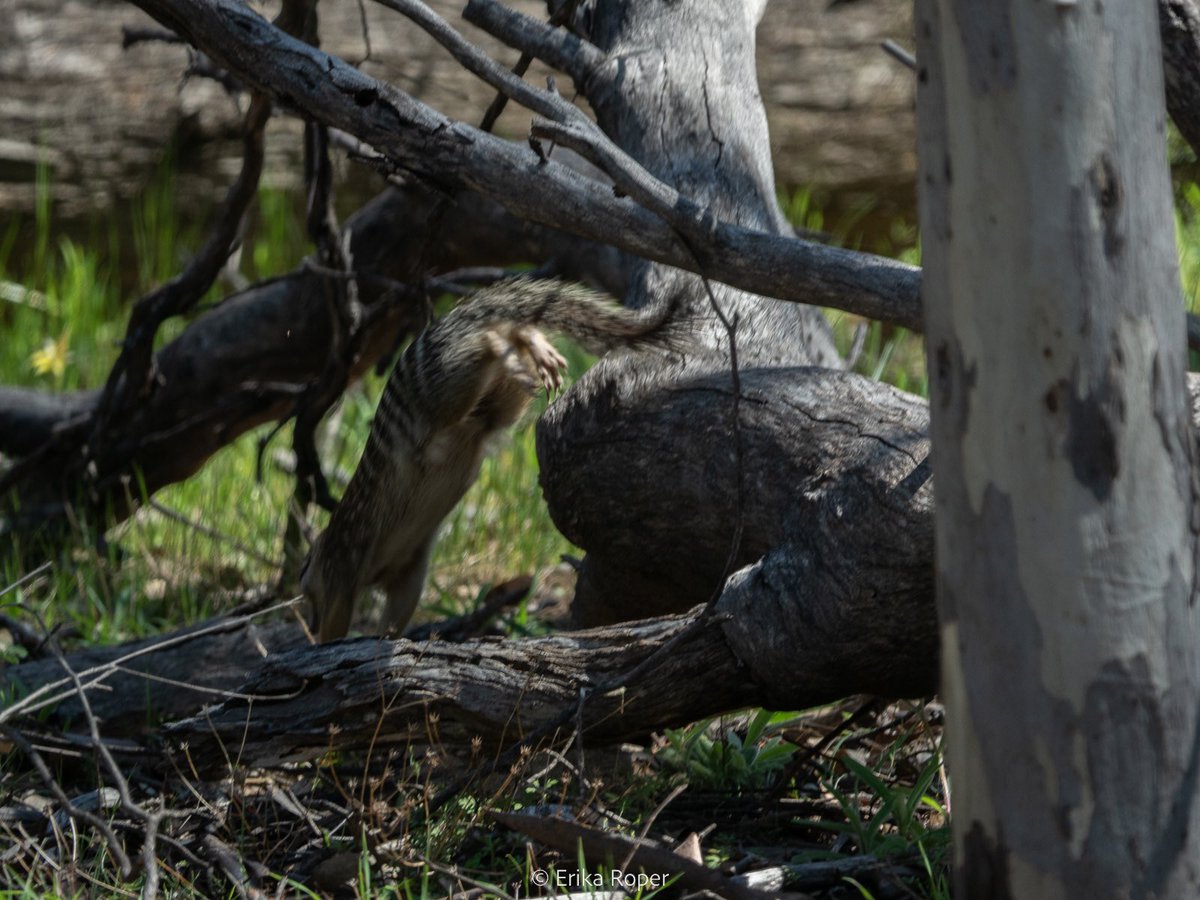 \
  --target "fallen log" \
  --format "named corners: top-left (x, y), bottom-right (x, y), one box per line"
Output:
top-left (0, 584), bottom-right (929, 774)
top-left (6, 371), bottom-right (1198, 769)
top-left (541, 363), bottom-right (932, 626)
top-left (0, 606), bottom-right (306, 734)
